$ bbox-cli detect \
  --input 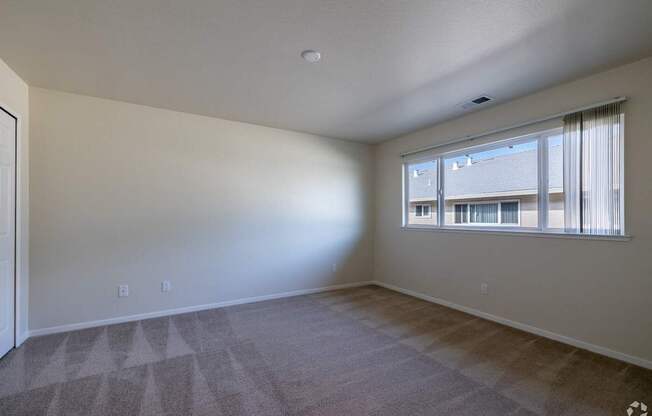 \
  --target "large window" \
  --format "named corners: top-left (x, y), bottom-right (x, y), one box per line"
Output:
top-left (402, 102), bottom-right (625, 236)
